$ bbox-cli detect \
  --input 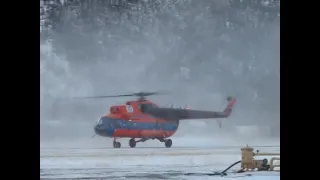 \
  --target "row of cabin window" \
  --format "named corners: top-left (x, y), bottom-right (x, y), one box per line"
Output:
top-left (101, 117), bottom-right (168, 129)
